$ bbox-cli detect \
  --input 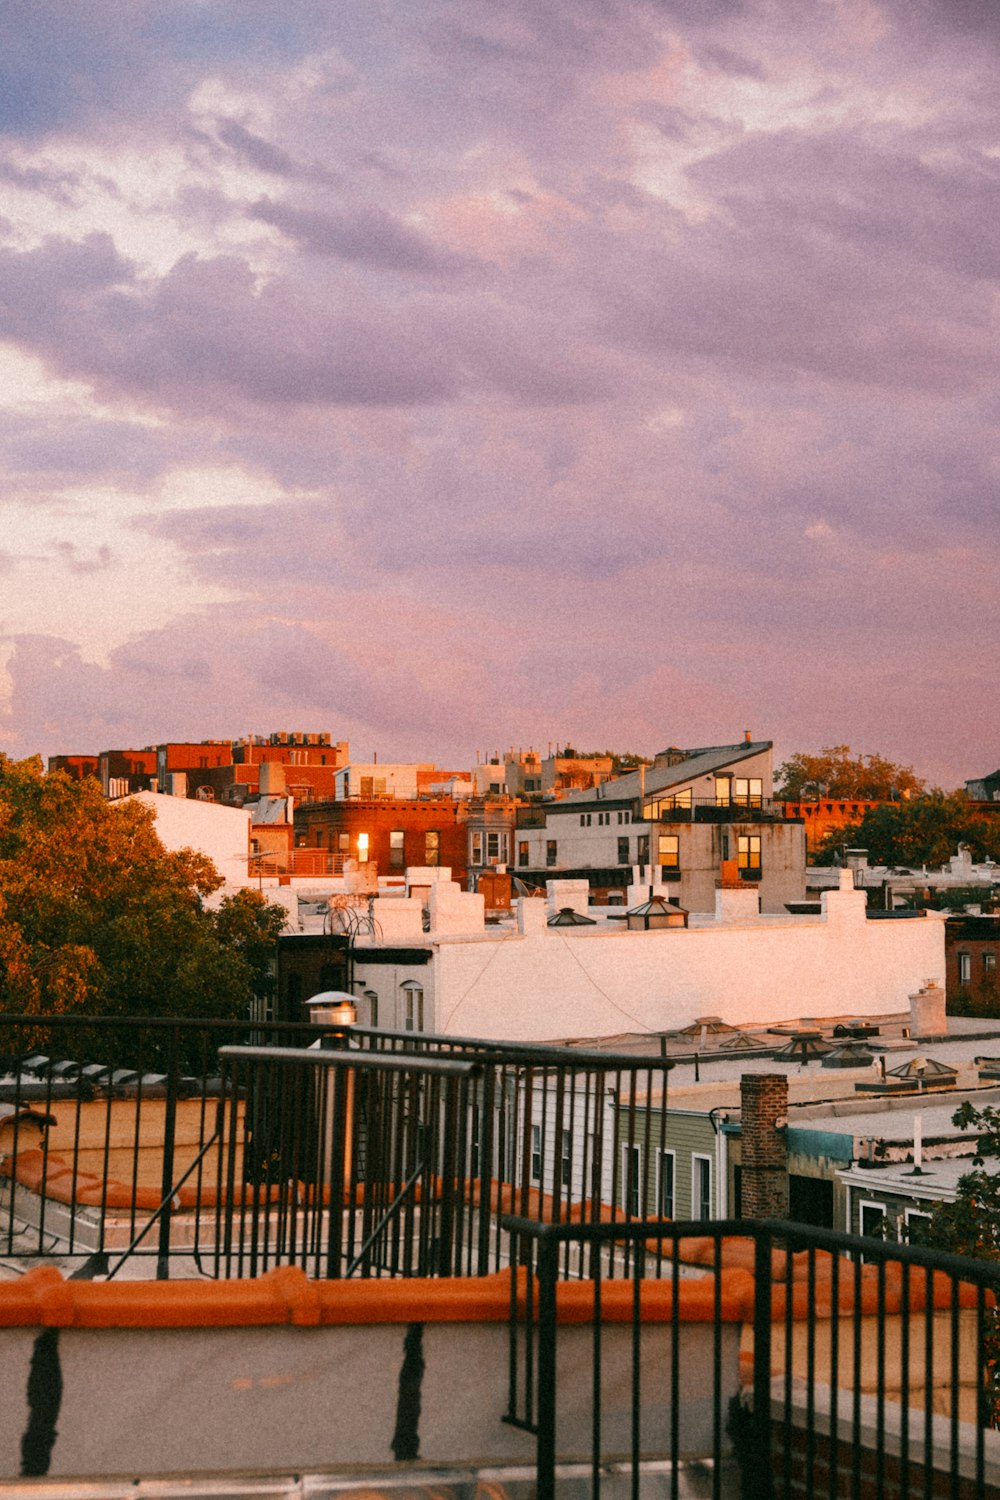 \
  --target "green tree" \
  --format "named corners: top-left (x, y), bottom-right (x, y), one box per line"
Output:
top-left (813, 791), bottom-right (1000, 868)
top-left (917, 1101), bottom-right (1000, 1422)
top-left (776, 745), bottom-right (925, 801)
top-left (0, 754), bottom-right (286, 1025)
